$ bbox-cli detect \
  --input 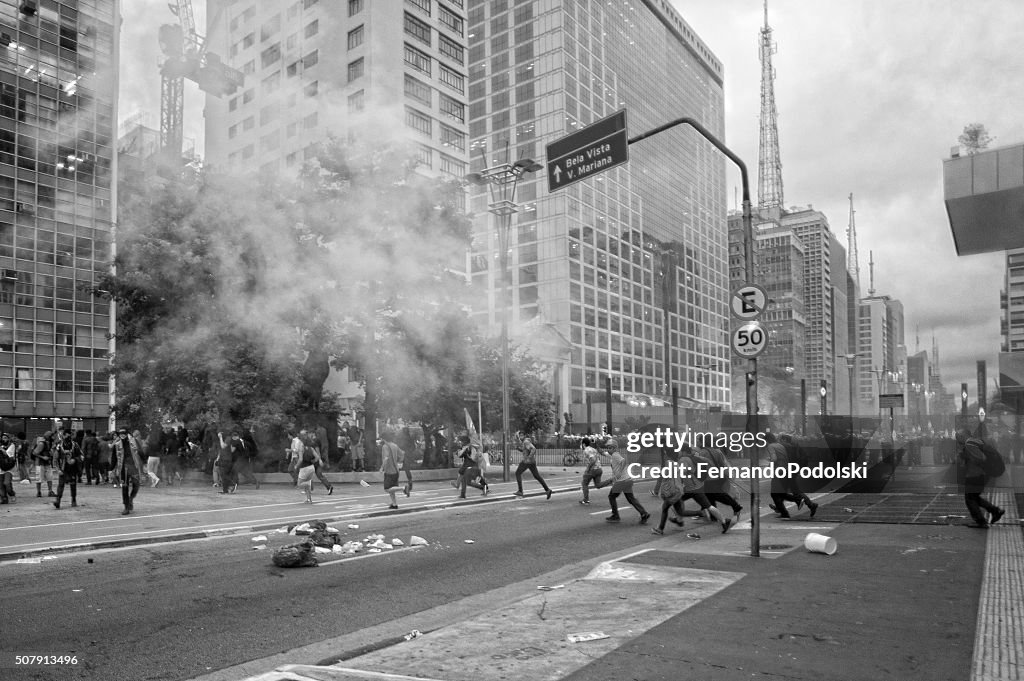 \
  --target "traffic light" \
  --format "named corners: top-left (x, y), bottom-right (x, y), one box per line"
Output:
top-left (961, 382), bottom-right (968, 415)
top-left (820, 380), bottom-right (827, 416)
